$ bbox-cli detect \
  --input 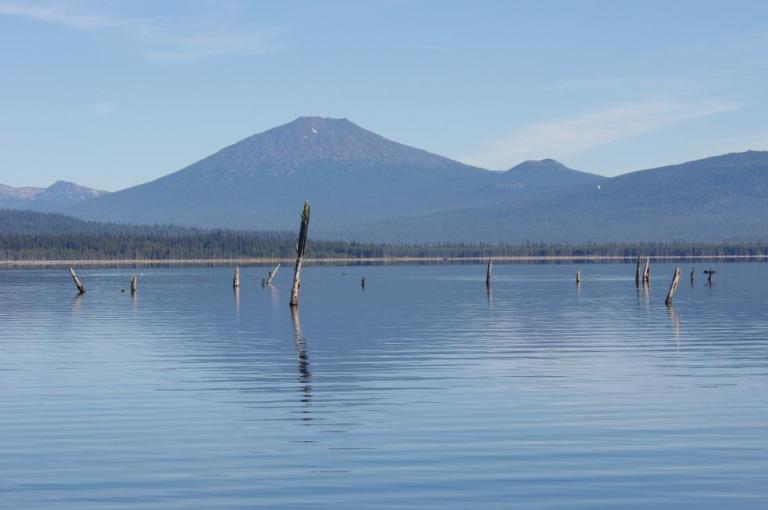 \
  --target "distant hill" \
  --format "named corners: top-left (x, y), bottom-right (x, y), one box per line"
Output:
top-left (0, 208), bottom-right (197, 236)
top-left (66, 117), bottom-right (602, 230)
top-left (0, 181), bottom-right (107, 212)
top-left (340, 151), bottom-right (768, 243)
top-left (493, 159), bottom-right (605, 193)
